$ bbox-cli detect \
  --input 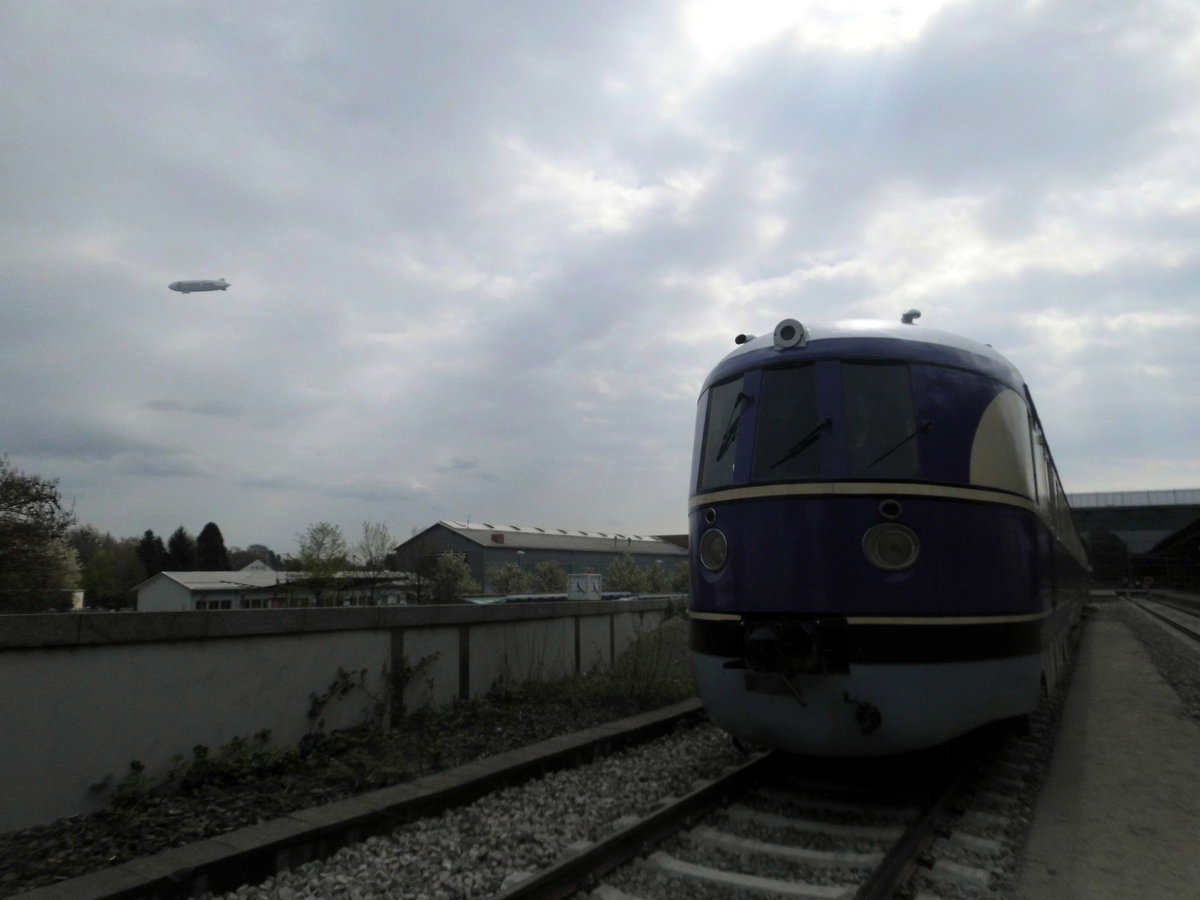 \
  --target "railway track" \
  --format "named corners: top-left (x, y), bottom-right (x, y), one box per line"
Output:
top-left (496, 731), bottom-right (1004, 900)
top-left (1129, 596), bottom-right (1200, 644)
